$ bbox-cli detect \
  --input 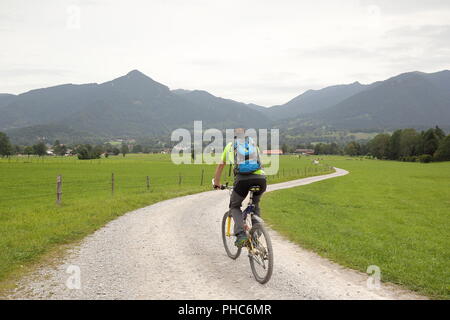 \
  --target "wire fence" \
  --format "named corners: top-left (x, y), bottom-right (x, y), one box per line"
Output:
top-left (0, 165), bottom-right (334, 204)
